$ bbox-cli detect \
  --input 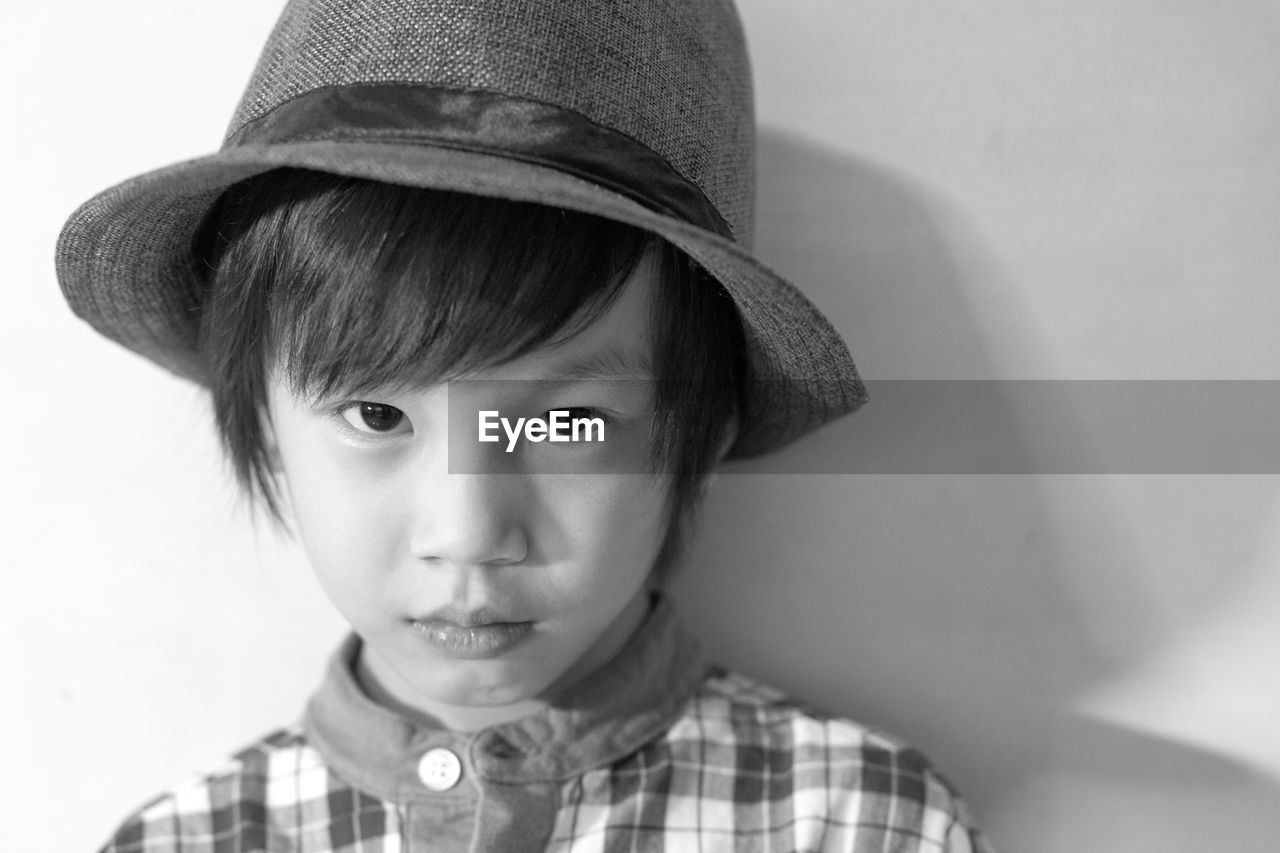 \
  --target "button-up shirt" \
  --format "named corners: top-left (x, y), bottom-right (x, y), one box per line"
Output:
top-left (100, 599), bottom-right (993, 851)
